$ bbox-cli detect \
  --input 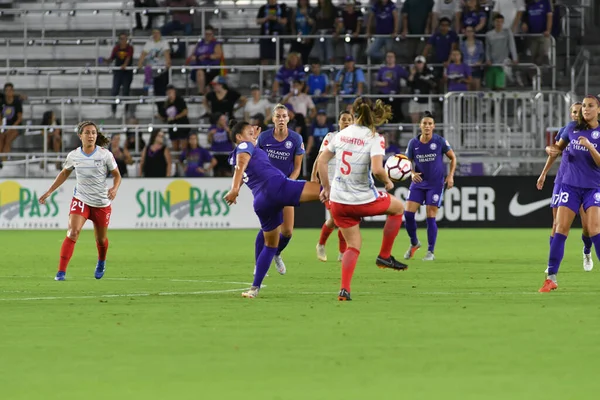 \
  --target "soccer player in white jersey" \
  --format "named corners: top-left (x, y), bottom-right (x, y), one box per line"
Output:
top-left (318, 98), bottom-right (408, 301)
top-left (39, 121), bottom-right (121, 281)
top-left (312, 111), bottom-right (354, 262)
